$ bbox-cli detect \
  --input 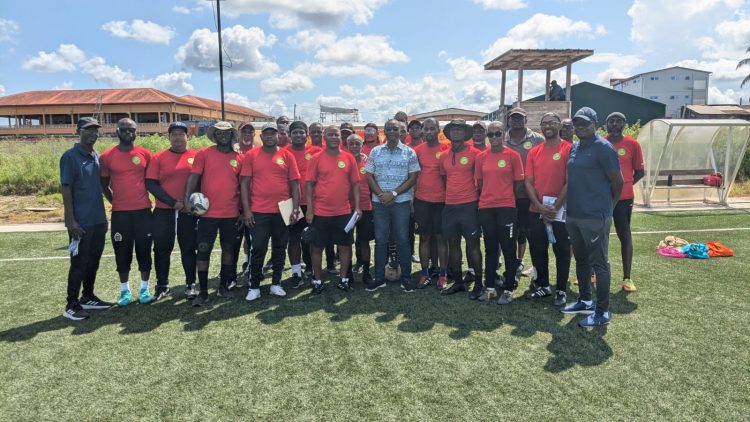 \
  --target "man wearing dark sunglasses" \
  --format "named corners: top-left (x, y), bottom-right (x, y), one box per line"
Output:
top-left (100, 118), bottom-right (153, 306)
top-left (439, 120), bottom-right (483, 299)
top-left (560, 118), bottom-right (574, 143)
